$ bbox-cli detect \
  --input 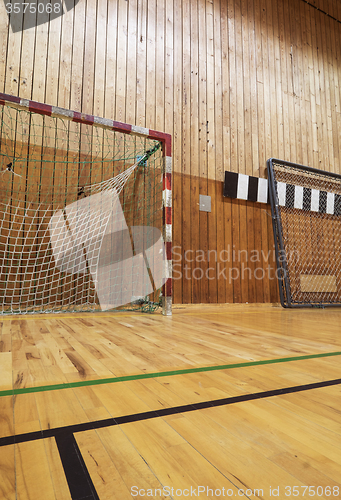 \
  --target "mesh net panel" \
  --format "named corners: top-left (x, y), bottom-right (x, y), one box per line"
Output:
top-left (0, 103), bottom-right (164, 314)
top-left (269, 160), bottom-right (341, 306)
